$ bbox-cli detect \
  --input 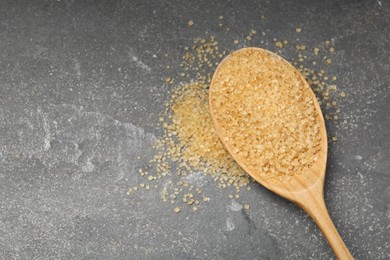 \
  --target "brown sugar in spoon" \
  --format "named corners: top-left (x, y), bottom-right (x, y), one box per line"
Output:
top-left (209, 48), bottom-right (353, 259)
